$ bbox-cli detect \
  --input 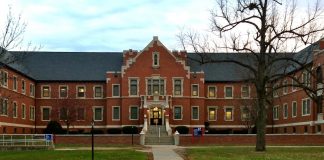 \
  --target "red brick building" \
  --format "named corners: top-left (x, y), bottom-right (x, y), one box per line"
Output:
top-left (0, 36), bottom-right (323, 134)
